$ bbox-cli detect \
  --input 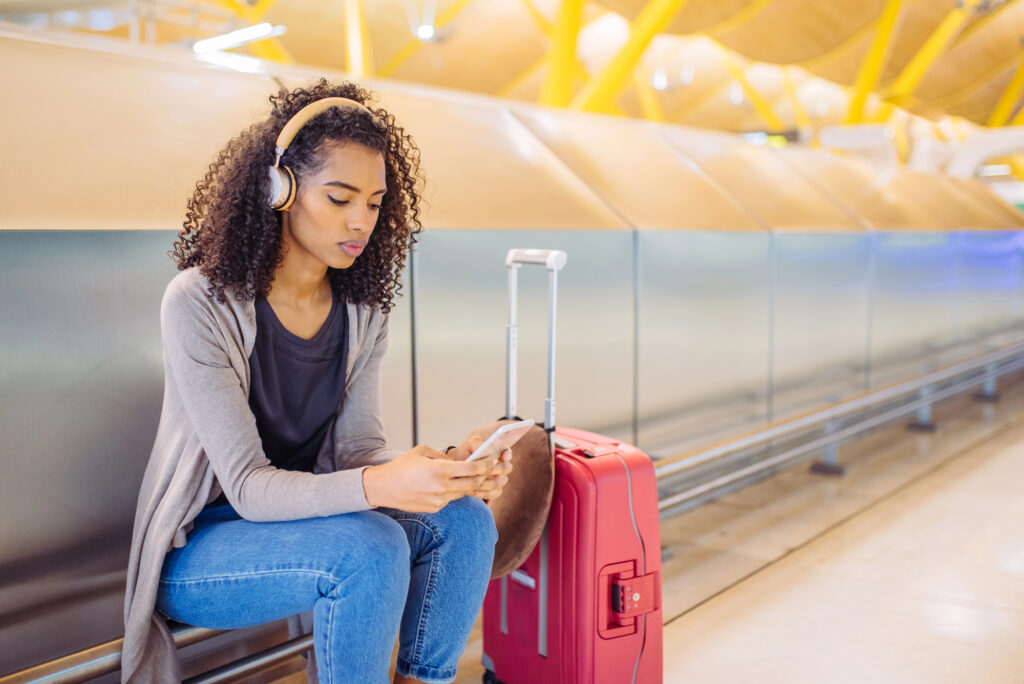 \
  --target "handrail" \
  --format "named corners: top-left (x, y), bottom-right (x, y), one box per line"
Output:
top-left (654, 338), bottom-right (1024, 480)
top-left (655, 348), bottom-right (1024, 511)
top-left (184, 634), bottom-right (314, 684)
top-left (0, 626), bottom-right (223, 684)
top-left (0, 623), bottom-right (314, 684)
